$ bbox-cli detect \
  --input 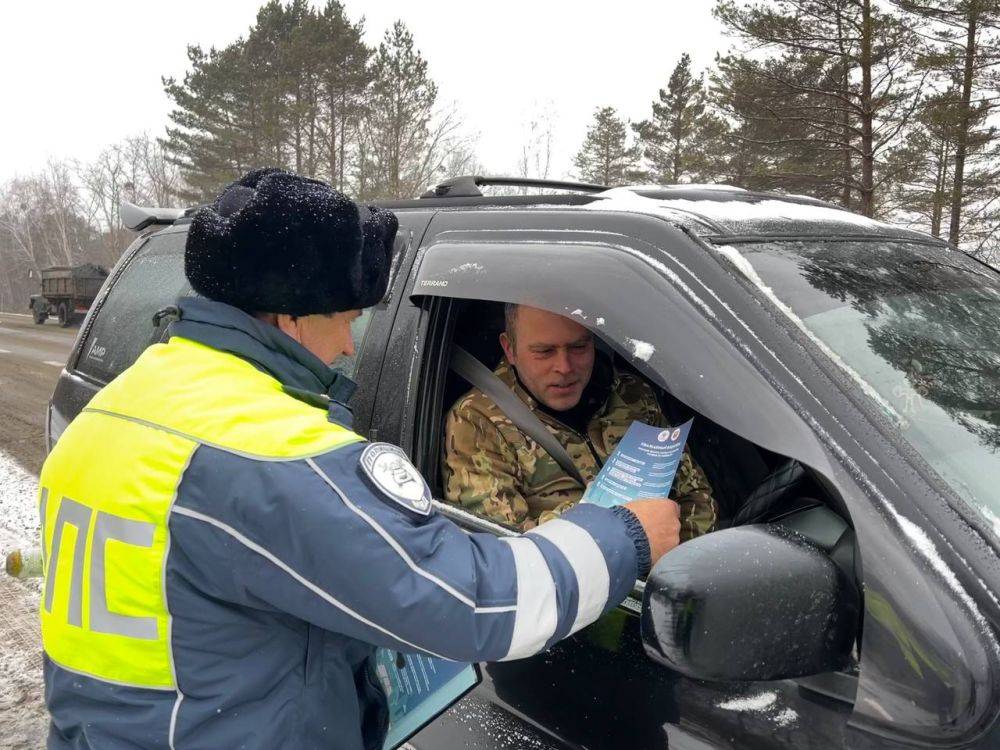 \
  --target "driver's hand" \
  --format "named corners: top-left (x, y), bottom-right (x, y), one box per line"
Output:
top-left (623, 498), bottom-right (681, 565)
